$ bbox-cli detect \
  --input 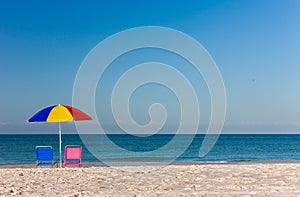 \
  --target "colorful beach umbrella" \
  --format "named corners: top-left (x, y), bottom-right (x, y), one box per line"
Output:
top-left (28, 104), bottom-right (92, 167)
